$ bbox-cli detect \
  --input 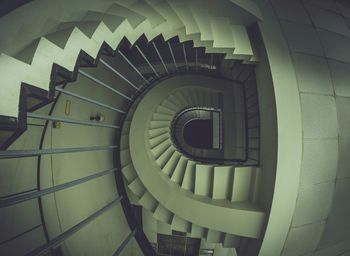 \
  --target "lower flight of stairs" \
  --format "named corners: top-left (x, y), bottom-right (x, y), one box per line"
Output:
top-left (120, 74), bottom-right (263, 252)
